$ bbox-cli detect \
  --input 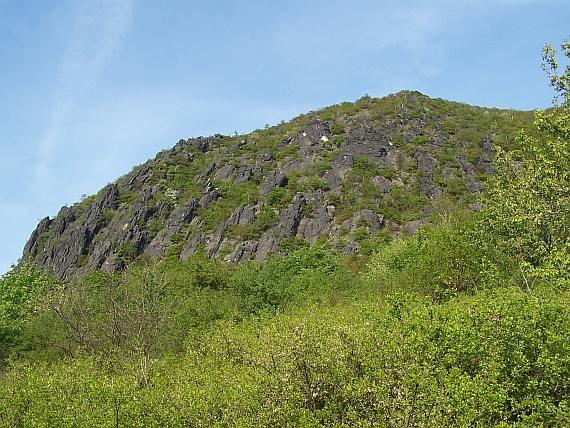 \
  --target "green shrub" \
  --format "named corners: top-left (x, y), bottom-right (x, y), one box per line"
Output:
top-left (266, 187), bottom-right (290, 208)
top-left (0, 265), bottom-right (55, 364)
top-left (365, 216), bottom-right (516, 298)
top-left (231, 244), bottom-right (348, 314)
top-left (303, 176), bottom-right (328, 191)
top-left (2, 286), bottom-right (567, 427)
top-left (330, 122), bottom-right (345, 135)
top-left (480, 109), bottom-right (570, 287)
